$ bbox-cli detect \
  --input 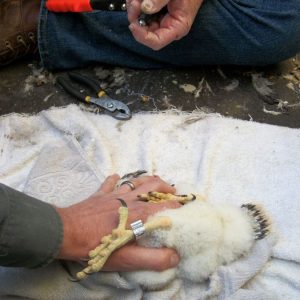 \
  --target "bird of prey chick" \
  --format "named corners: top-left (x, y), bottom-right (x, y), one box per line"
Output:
top-left (75, 171), bottom-right (271, 287)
